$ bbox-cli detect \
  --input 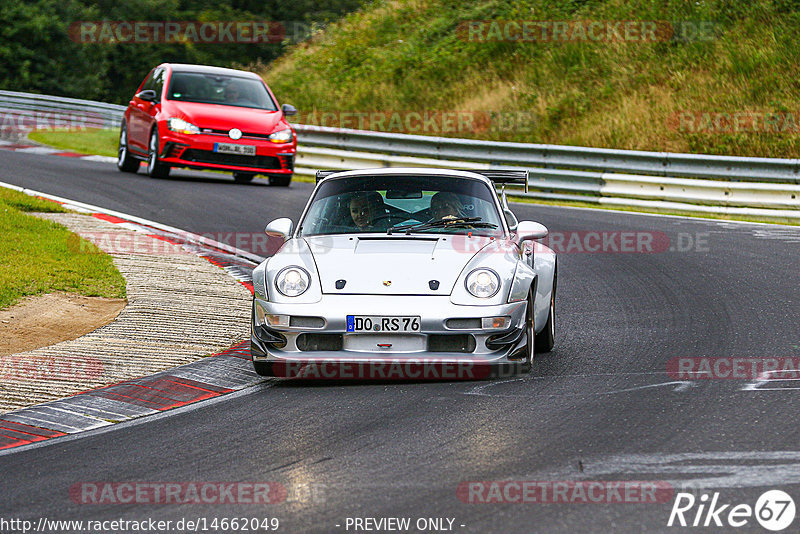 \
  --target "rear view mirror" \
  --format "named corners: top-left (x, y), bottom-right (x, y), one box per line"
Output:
top-left (281, 103), bottom-right (298, 116)
top-left (265, 218), bottom-right (293, 241)
top-left (386, 189), bottom-right (422, 199)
